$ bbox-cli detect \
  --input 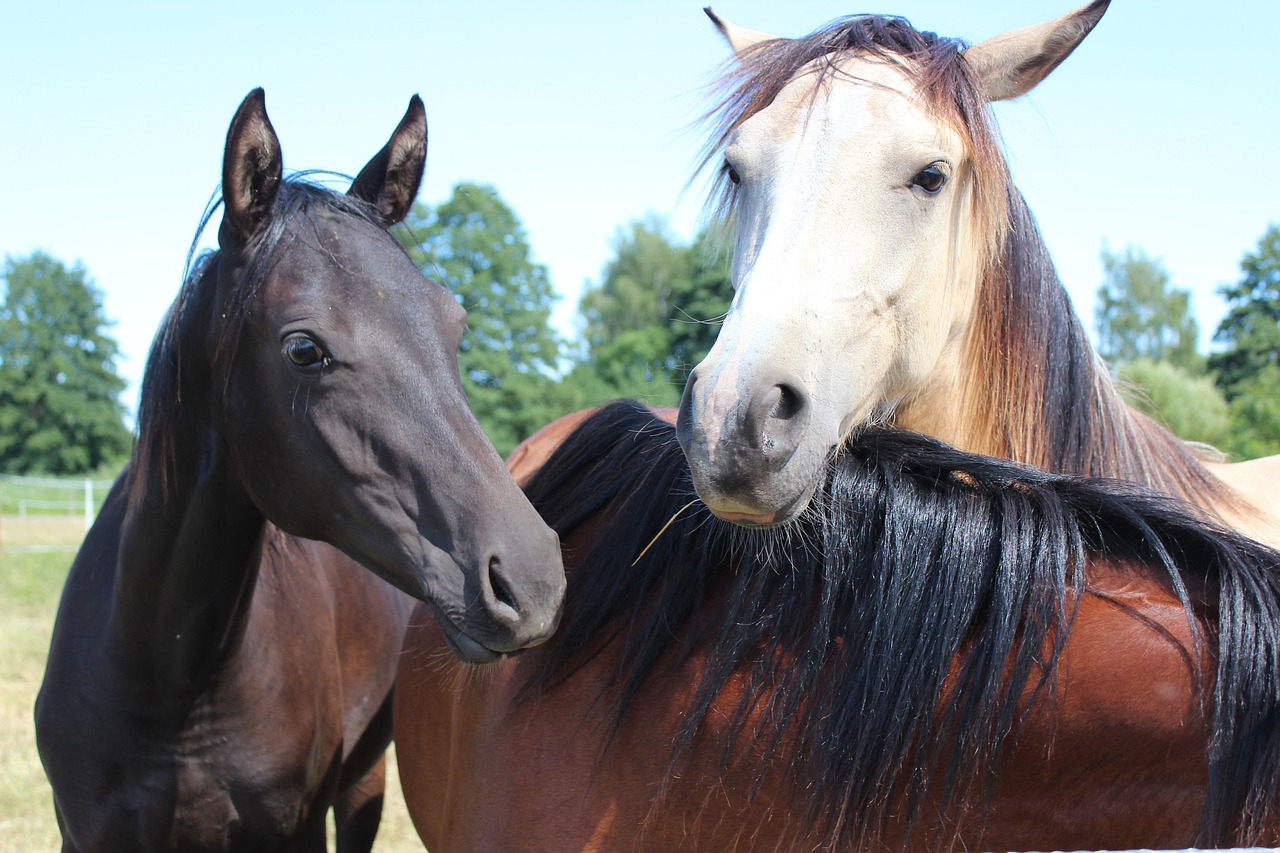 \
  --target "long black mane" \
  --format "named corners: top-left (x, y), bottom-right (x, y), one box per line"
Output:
top-left (131, 177), bottom-right (386, 504)
top-left (524, 400), bottom-right (1280, 848)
